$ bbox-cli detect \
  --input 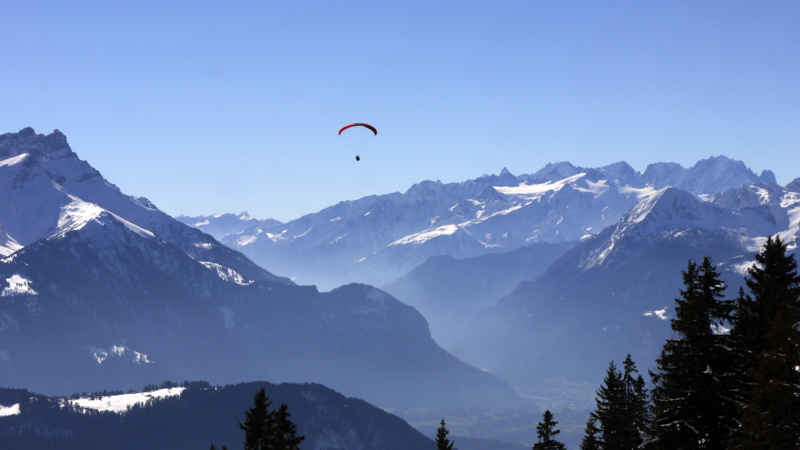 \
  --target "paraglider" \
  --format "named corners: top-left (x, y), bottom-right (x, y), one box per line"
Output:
top-left (338, 123), bottom-right (377, 136)
top-left (339, 123), bottom-right (377, 161)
